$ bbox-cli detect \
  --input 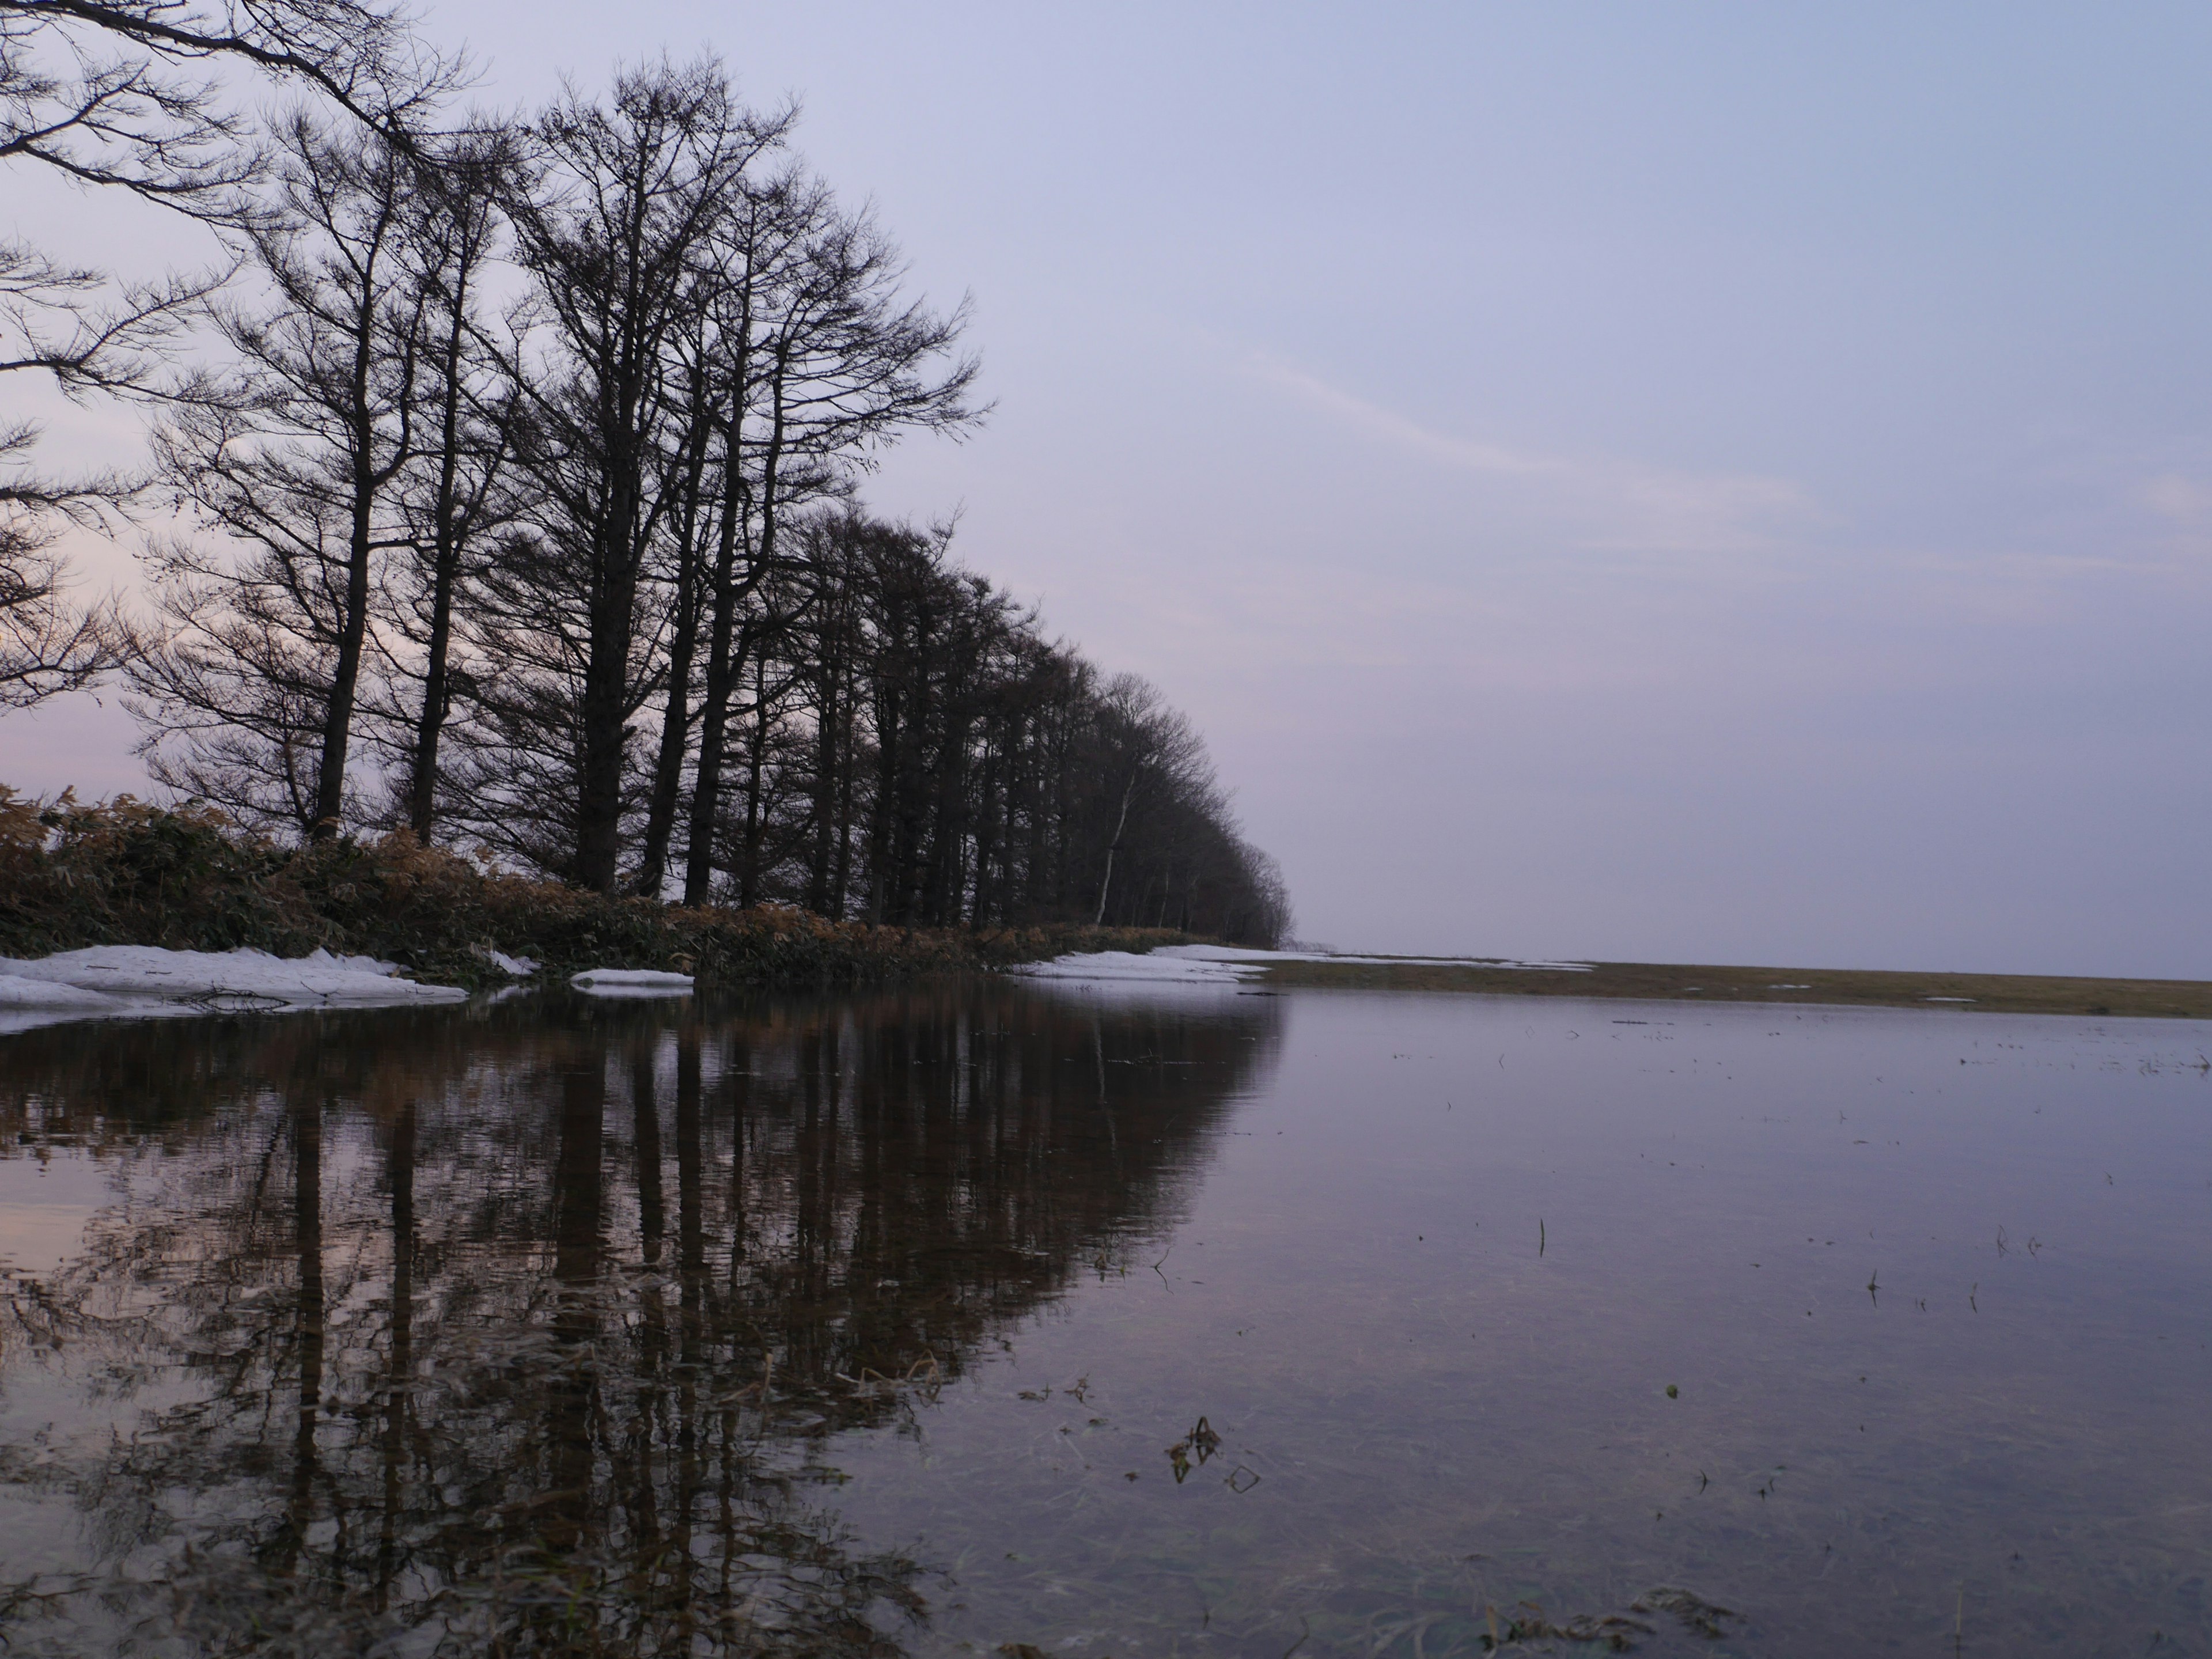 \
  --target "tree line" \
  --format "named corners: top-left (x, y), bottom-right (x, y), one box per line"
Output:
top-left (1, 1), bottom-right (1290, 941)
